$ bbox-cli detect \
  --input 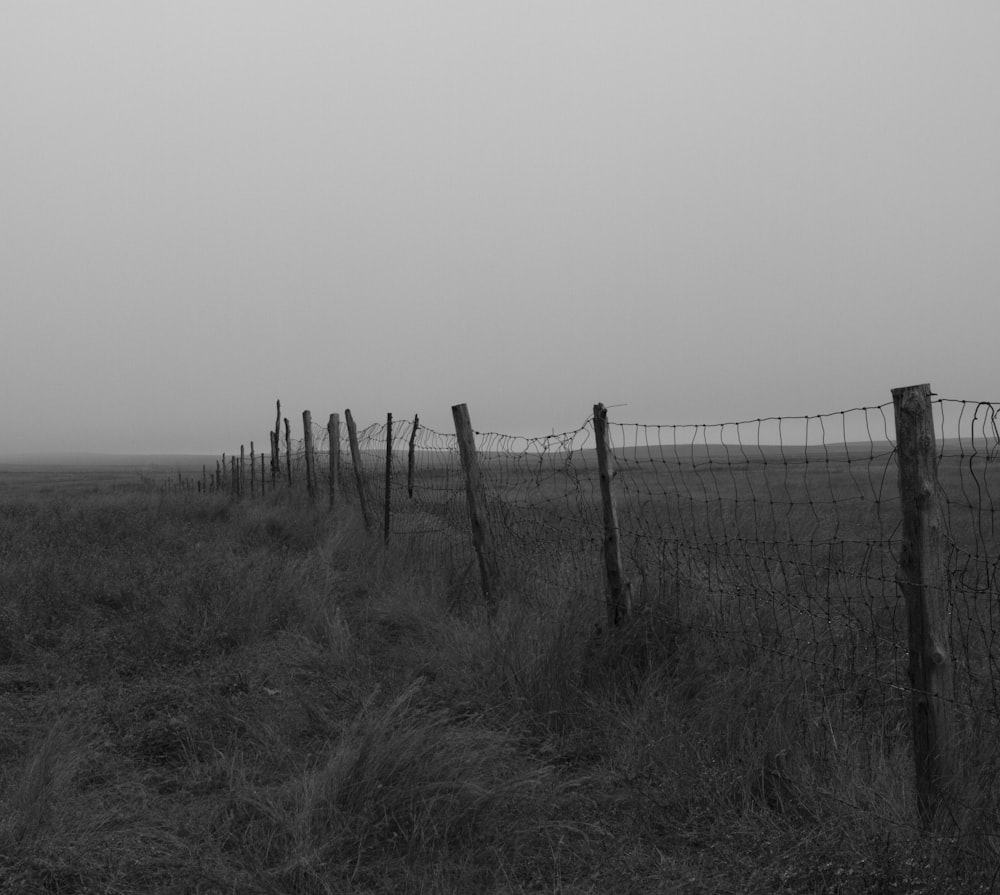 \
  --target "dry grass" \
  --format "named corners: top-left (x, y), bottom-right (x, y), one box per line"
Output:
top-left (0, 481), bottom-right (997, 892)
